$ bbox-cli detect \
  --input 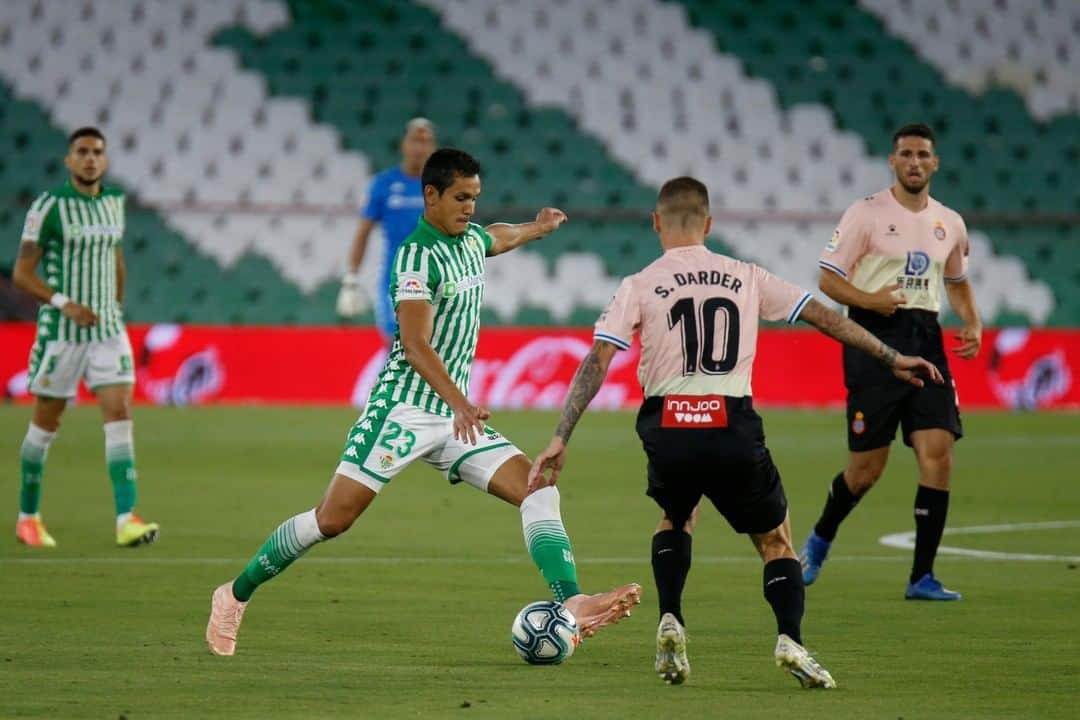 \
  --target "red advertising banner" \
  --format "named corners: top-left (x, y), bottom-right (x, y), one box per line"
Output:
top-left (1, 323), bottom-right (1077, 409)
